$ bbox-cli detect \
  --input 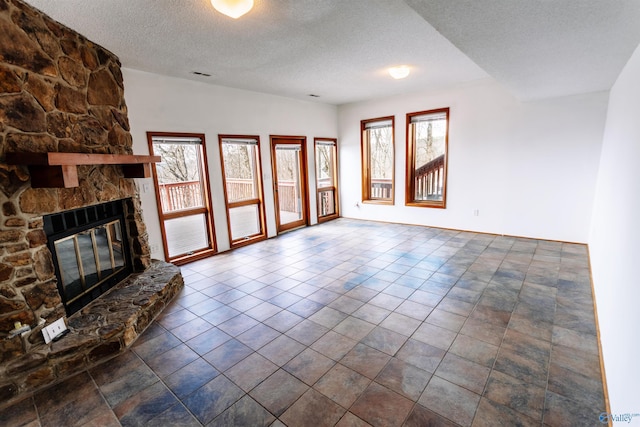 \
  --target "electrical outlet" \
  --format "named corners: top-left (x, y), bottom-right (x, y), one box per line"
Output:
top-left (42, 318), bottom-right (68, 344)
